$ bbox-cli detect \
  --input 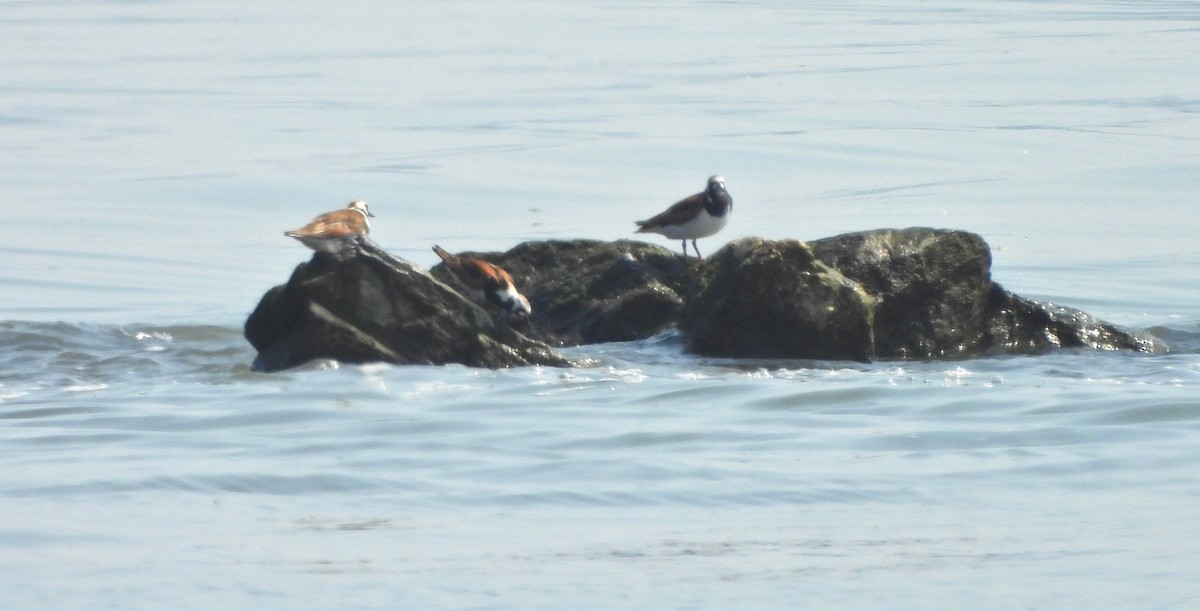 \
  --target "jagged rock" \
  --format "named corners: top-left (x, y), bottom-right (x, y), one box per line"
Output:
top-left (434, 240), bottom-right (693, 346)
top-left (244, 237), bottom-right (569, 372)
top-left (809, 227), bottom-right (1165, 358)
top-left (982, 289), bottom-right (1165, 354)
top-left (680, 238), bottom-right (878, 361)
